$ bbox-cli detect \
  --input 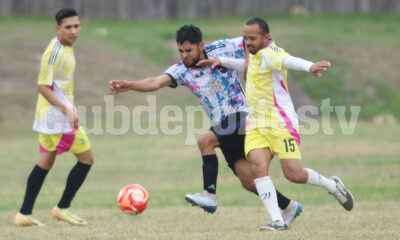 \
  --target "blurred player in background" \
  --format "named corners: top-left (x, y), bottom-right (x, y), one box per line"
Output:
top-left (14, 8), bottom-right (94, 227)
